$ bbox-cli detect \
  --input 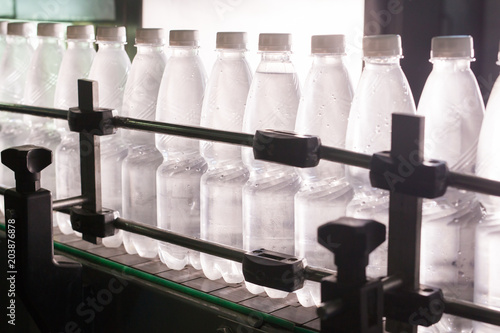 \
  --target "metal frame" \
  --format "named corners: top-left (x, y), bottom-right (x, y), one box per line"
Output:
top-left (1, 98), bottom-right (500, 331)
